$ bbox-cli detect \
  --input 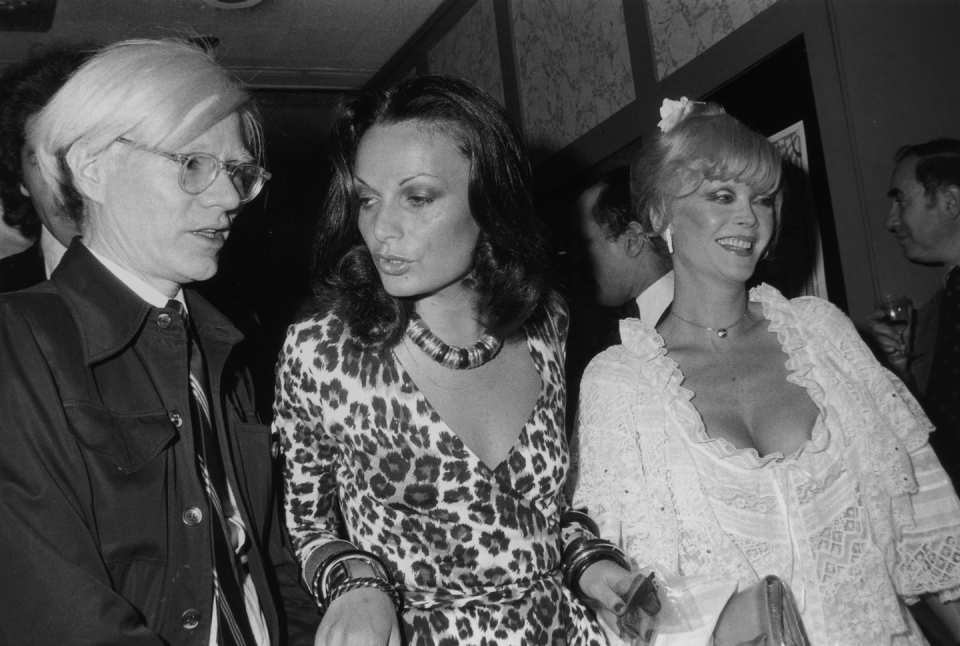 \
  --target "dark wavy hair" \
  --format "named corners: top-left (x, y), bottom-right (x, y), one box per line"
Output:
top-left (587, 165), bottom-right (670, 261)
top-left (588, 166), bottom-right (632, 238)
top-left (0, 47), bottom-right (92, 234)
top-left (895, 138), bottom-right (960, 202)
top-left (313, 74), bottom-right (551, 349)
